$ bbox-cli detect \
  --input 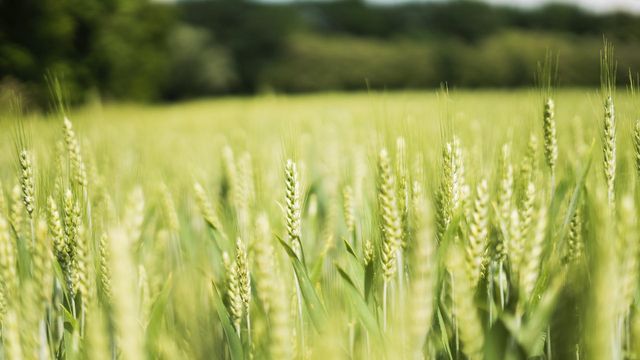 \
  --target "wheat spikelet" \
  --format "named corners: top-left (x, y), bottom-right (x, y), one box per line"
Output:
top-left (235, 152), bottom-right (254, 238)
top-left (363, 238), bottom-right (374, 266)
top-left (285, 159), bottom-right (302, 259)
top-left (436, 142), bottom-right (454, 242)
top-left (193, 181), bottom-right (226, 238)
top-left (447, 245), bottom-right (484, 360)
top-left (519, 181), bottom-right (536, 241)
top-left (498, 143), bottom-right (514, 225)
top-left (377, 148), bottom-right (402, 281)
top-left (228, 259), bottom-right (243, 335)
top-left (453, 137), bottom-right (470, 215)
top-left (63, 189), bottom-right (86, 298)
top-left (137, 265), bottom-right (151, 324)
top-left (466, 179), bottom-right (489, 287)
top-left (18, 150), bottom-right (35, 218)
top-left (602, 95), bottom-right (616, 208)
top-left (617, 195), bottom-right (638, 316)
top-left (235, 238), bottom-right (251, 317)
top-left (159, 183), bottom-right (179, 234)
top-left (32, 218), bottom-right (53, 312)
top-left (543, 98), bottom-right (558, 181)
top-left (18, 281), bottom-right (42, 360)
top-left (342, 185), bottom-right (355, 235)
top-left (269, 276), bottom-right (292, 360)
top-left (0, 214), bottom-right (17, 305)
top-left (253, 213), bottom-right (276, 314)
top-left (601, 42), bottom-right (616, 209)
top-left (9, 184), bottom-right (24, 238)
top-left (84, 302), bottom-right (111, 360)
top-left (436, 139), bottom-right (464, 242)
top-left (507, 209), bottom-right (523, 278)
top-left (407, 189), bottom-right (436, 358)
top-left (520, 206), bottom-right (547, 304)
top-left (63, 117), bottom-right (88, 190)
top-left (494, 144), bottom-right (513, 264)
top-left (108, 227), bottom-right (144, 360)
top-left (53, 141), bottom-right (65, 198)
top-left (396, 137), bottom-right (410, 241)
top-left (98, 233), bottom-right (112, 302)
top-left (319, 192), bottom-right (338, 252)
top-left (565, 208), bottom-right (583, 264)
top-left (3, 310), bottom-right (23, 360)
top-left (124, 186), bottom-right (145, 245)
top-left (519, 134), bottom-right (538, 195)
